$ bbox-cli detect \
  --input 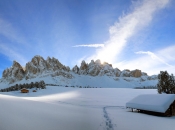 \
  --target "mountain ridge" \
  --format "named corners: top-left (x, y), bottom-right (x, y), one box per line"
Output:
top-left (0, 55), bottom-right (158, 88)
